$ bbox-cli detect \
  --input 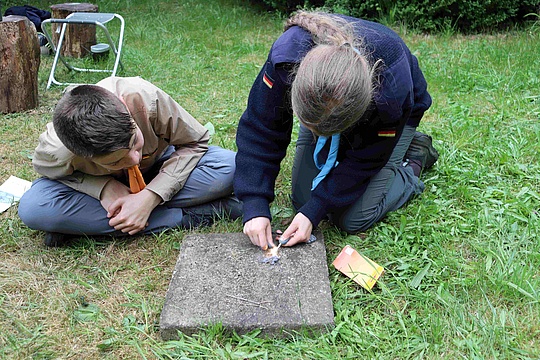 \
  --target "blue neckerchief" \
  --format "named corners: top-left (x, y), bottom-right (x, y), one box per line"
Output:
top-left (311, 133), bottom-right (340, 190)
